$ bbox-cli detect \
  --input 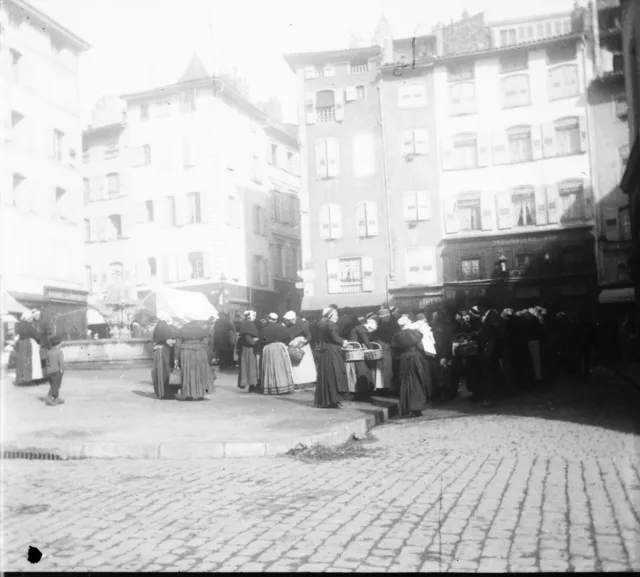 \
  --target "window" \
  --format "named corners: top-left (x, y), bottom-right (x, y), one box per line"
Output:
top-left (148, 257), bottom-right (157, 277)
top-left (181, 89), bottom-right (196, 113)
top-left (401, 129), bottom-right (429, 157)
top-left (457, 196), bottom-right (481, 231)
top-left (253, 205), bottom-right (264, 234)
top-left (323, 64), bottom-right (336, 77)
top-left (285, 246), bottom-right (297, 278)
top-left (501, 75), bottom-right (530, 108)
top-left (563, 19), bottom-right (572, 34)
top-left (398, 82), bottom-right (427, 108)
top-left (547, 43), bottom-right (576, 66)
top-left (616, 95), bottom-right (628, 119)
top-left (558, 180), bottom-right (584, 221)
top-left (188, 252), bottom-right (204, 279)
top-left (507, 126), bottom-right (533, 162)
top-left (350, 62), bottom-right (368, 74)
top-left (53, 130), bottom-right (64, 161)
top-left (499, 53), bottom-right (528, 73)
top-left (449, 82), bottom-right (476, 116)
top-left (140, 103), bottom-right (149, 120)
top-left (356, 201), bottom-right (379, 236)
top-left (252, 255), bottom-right (266, 286)
top-left (356, 85), bottom-right (366, 100)
top-left (339, 258), bottom-right (363, 293)
top-left (84, 219), bottom-right (91, 242)
top-left (316, 90), bottom-right (335, 123)
top-left (145, 200), bottom-right (154, 222)
top-left (186, 192), bottom-right (201, 224)
top-left (315, 138), bottom-right (340, 178)
top-left (110, 262), bottom-right (124, 285)
top-left (452, 133), bottom-right (478, 169)
top-left (353, 134), bottom-right (375, 176)
top-left (271, 244), bottom-right (284, 277)
top-left (545, 22), bottom-right (552, 37)
top-left (10, 49), bottom-right (22, 81)
top-left (548, 65), bottom-right (579, 100)
top-left (460, 259), bottom-right (481, 281)
top-left (554, 21), bottom-right (563, 35)
top-left (104, 143), bottom-right (119, 159)
top-left (304, 66), bottom-right (319, 79)
top-left (108, 214), bottom-right (123, 240)
top-left (319, 204), bottom-right (342, 240)
top-left (526, 25), bottom-right (534, 40)
top-left (270, 144), bottom-right (278, 165)
top-left (512, 187), bottom-right (536, 227)
top-left (619, 207), bottom-right (631, 240)
top-left (554, 117), bottom-right (581, 156)
top-left (405, 247), bottom-right (436, 286)
top-left (447, 62), bottom-right (474, 82)
top-left (403, 192), bottom-right (430, 222)
top-left (500, 28), bottom-right (517, 46)
top-left (83, 179), bottom-right (90, 204)
top-left (107, 173), bottom-right (120, 197)
top-left (167, 196), bottom-right (176, 227)
top-left (143, 144), bottom-right (151, 165)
